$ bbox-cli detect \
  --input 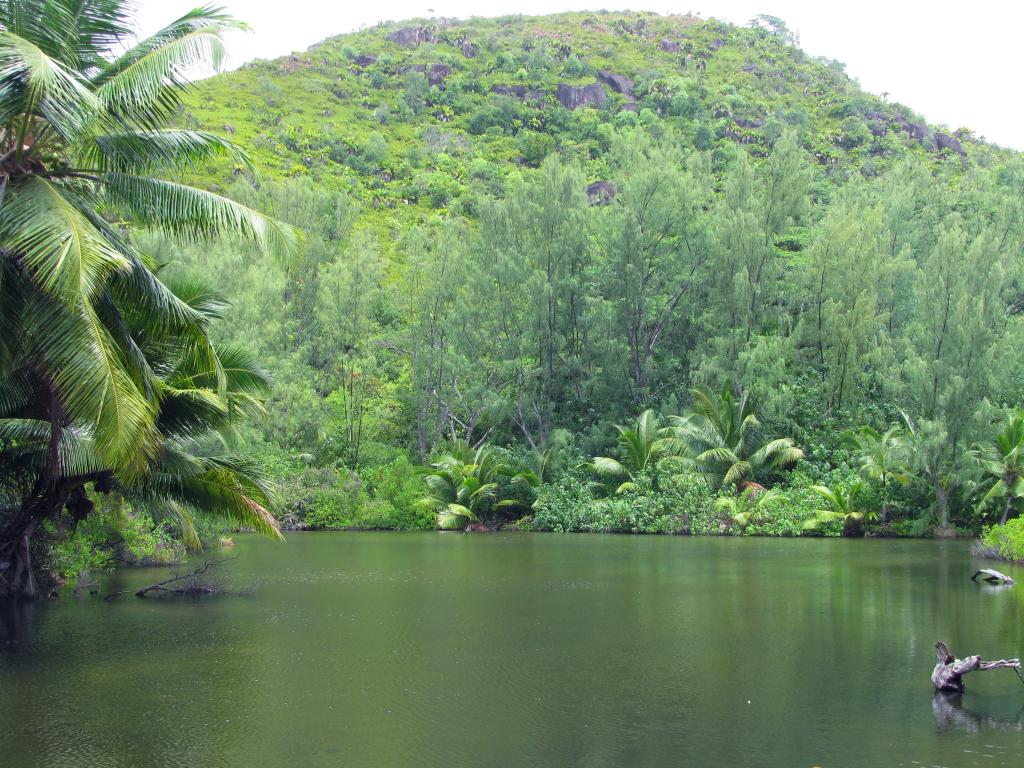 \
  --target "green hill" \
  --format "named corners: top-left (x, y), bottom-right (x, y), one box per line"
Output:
top-left (184, 11), bottom-right (995, 218)
top-left (163, 11), bottom-right (1023, 536)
